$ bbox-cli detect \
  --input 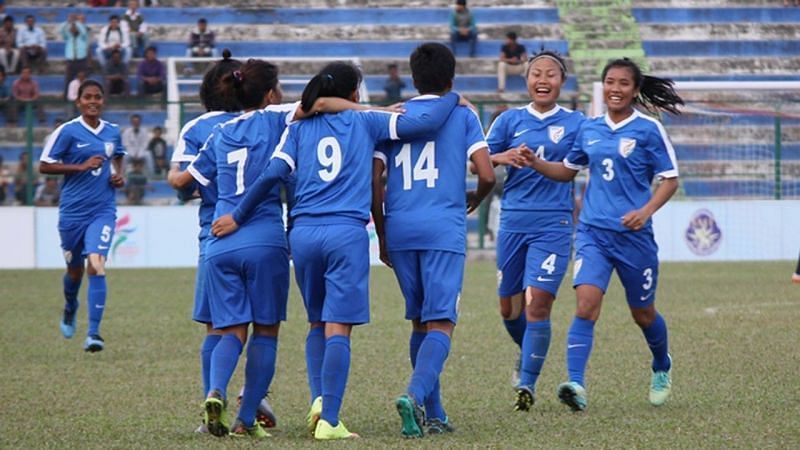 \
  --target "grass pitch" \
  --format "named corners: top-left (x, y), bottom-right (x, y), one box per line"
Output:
top-left (1, 261), bottom-right (799, 449)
